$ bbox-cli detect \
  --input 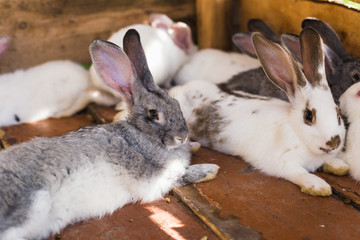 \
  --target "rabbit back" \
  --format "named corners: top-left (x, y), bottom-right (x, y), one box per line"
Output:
top-left (339, 82), bottom-right (360, 181)
top-left (173, 48), bottom-right (261, 85)
top-left (224, 67), bottom-right (288, 101)
top-left (0, 60), bottom-right (91, 126)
